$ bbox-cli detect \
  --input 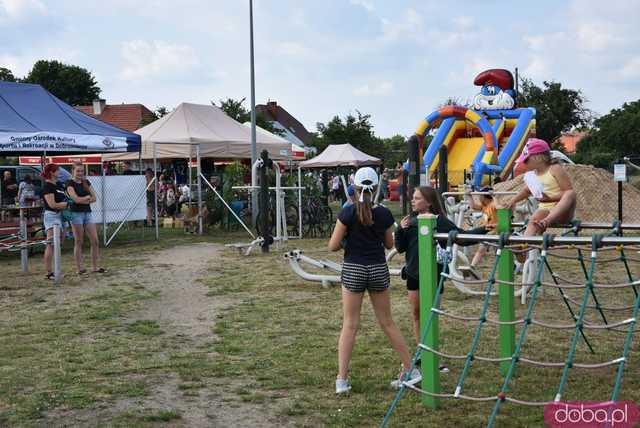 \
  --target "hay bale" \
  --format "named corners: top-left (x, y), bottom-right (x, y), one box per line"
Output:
top-left (494, 164), bottom-right (640, 223)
